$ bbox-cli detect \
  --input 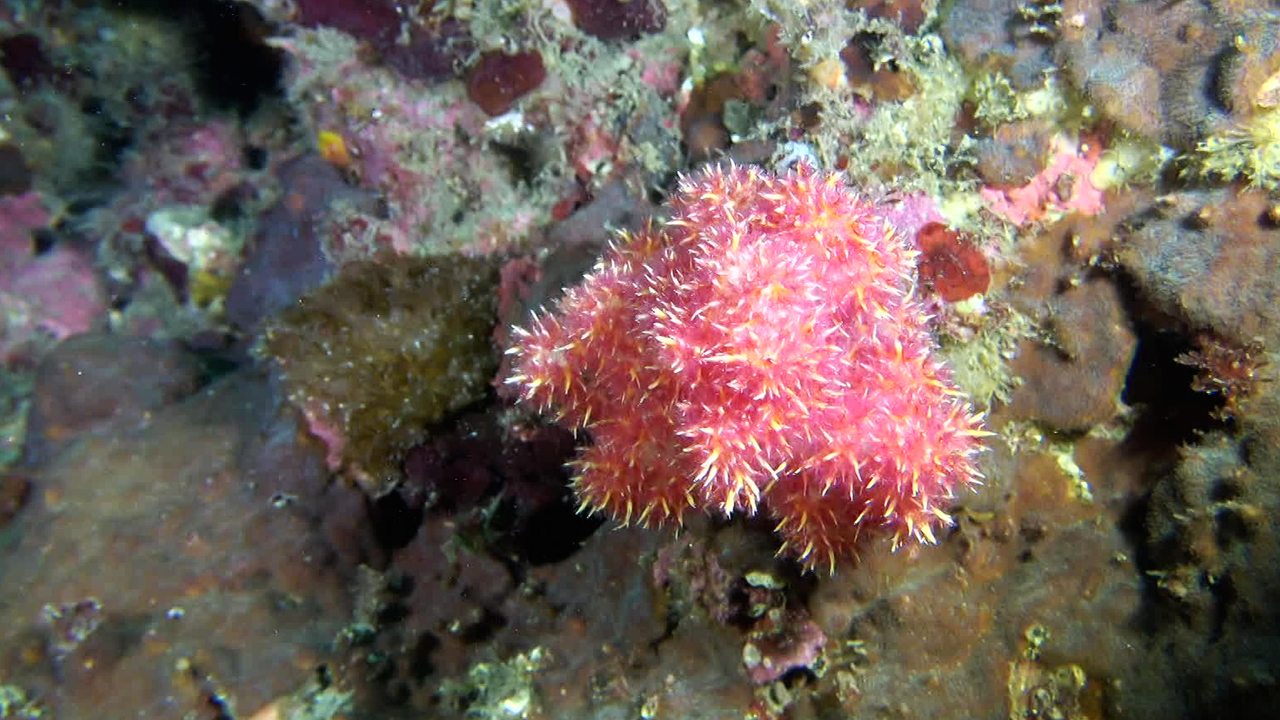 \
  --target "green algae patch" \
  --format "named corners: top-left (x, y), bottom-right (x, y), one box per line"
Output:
top-left (260, 254), bottom-right (498, 496)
